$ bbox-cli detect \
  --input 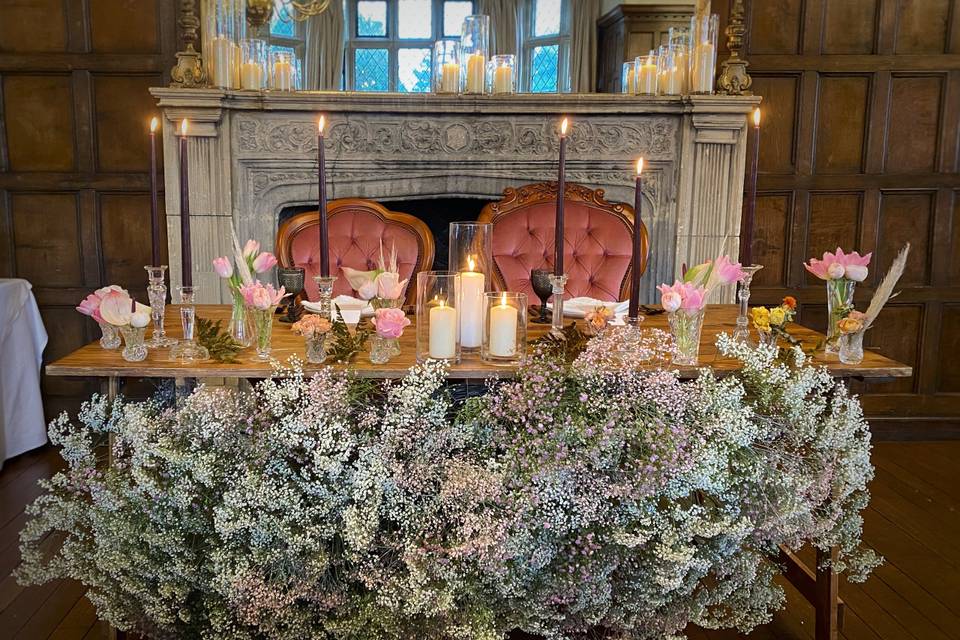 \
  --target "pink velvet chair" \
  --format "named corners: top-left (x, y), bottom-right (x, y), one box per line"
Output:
top-left (276, 199), bottom-right (435, 305)
top-left (478, 182), bottom-right (648, 302)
